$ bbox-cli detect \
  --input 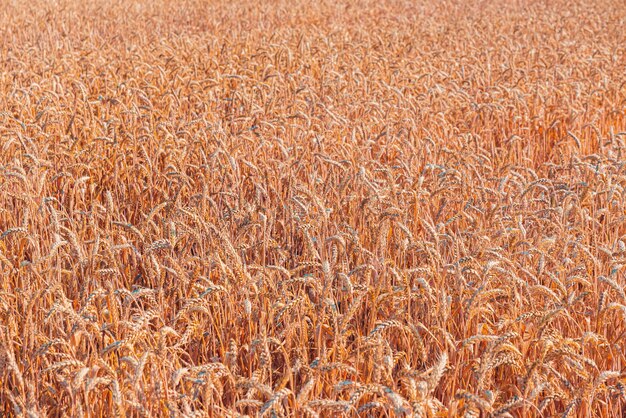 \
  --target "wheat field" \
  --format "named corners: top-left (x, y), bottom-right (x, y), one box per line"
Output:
top-left (1, 0), bottom-right (625, 416)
